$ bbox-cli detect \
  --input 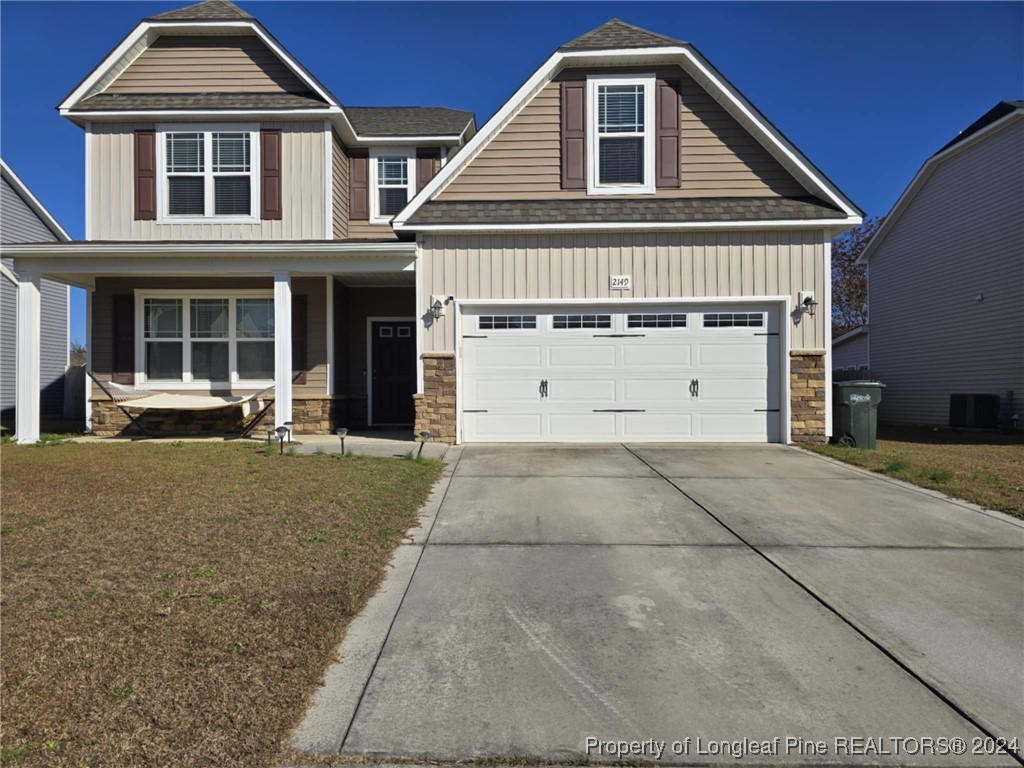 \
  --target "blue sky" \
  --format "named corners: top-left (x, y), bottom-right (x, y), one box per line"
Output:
top-left (2, 1), bottom-right (1022, 344)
